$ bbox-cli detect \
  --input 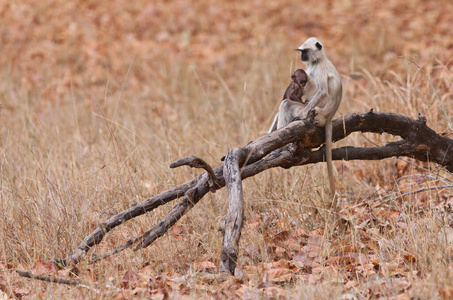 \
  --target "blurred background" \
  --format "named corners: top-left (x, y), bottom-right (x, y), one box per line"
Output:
top-left (0, 0), bottom-right (452, 297)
